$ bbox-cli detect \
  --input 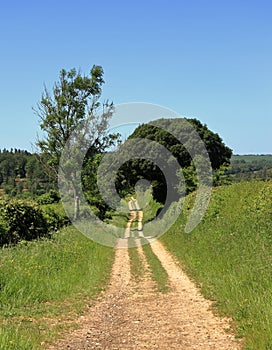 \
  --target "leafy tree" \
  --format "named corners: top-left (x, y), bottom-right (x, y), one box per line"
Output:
top-left (34, 66), bottom-right (118, 219)
top-left (115, 118), bottom-right (232, 203)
